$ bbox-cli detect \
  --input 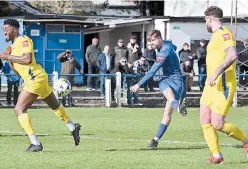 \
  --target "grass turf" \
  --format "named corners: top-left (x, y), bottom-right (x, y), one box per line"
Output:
top-left (0, 107), bottom-right (248, 169)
